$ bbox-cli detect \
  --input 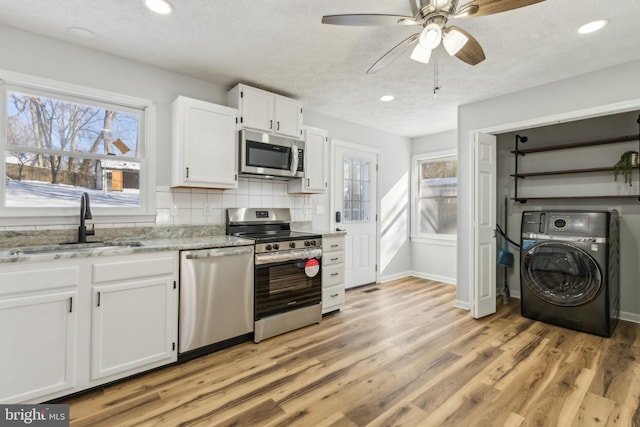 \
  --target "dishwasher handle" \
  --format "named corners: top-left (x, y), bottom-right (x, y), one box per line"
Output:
top-left (185, 247), bottom-right (253, 260)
